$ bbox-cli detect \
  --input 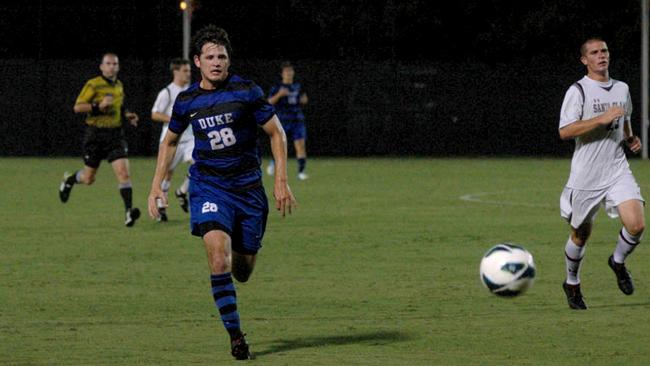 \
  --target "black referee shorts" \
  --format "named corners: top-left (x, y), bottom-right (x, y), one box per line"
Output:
top-left (82, 126), bottom-right (128, 168)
